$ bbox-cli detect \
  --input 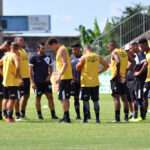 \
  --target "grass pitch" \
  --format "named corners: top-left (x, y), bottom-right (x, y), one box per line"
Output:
top-left (0, 94), bottom-right (150, 150)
